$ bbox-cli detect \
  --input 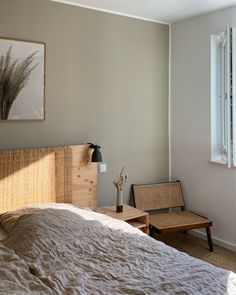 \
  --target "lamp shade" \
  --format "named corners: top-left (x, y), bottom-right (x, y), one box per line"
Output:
top-left (90, 144), bottom-right (102, 162)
